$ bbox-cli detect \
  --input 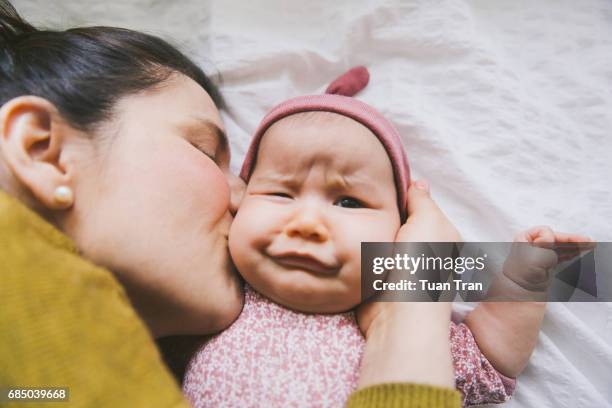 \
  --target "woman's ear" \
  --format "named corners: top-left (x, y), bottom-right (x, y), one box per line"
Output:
top-left (0, 96), bottom-right (76, 210)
